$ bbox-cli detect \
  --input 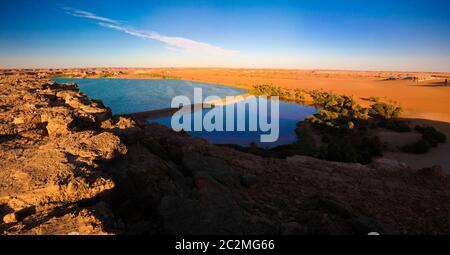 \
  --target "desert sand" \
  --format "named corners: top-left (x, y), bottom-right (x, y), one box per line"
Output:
top-left (111, 68), bottom-right (450, 123)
